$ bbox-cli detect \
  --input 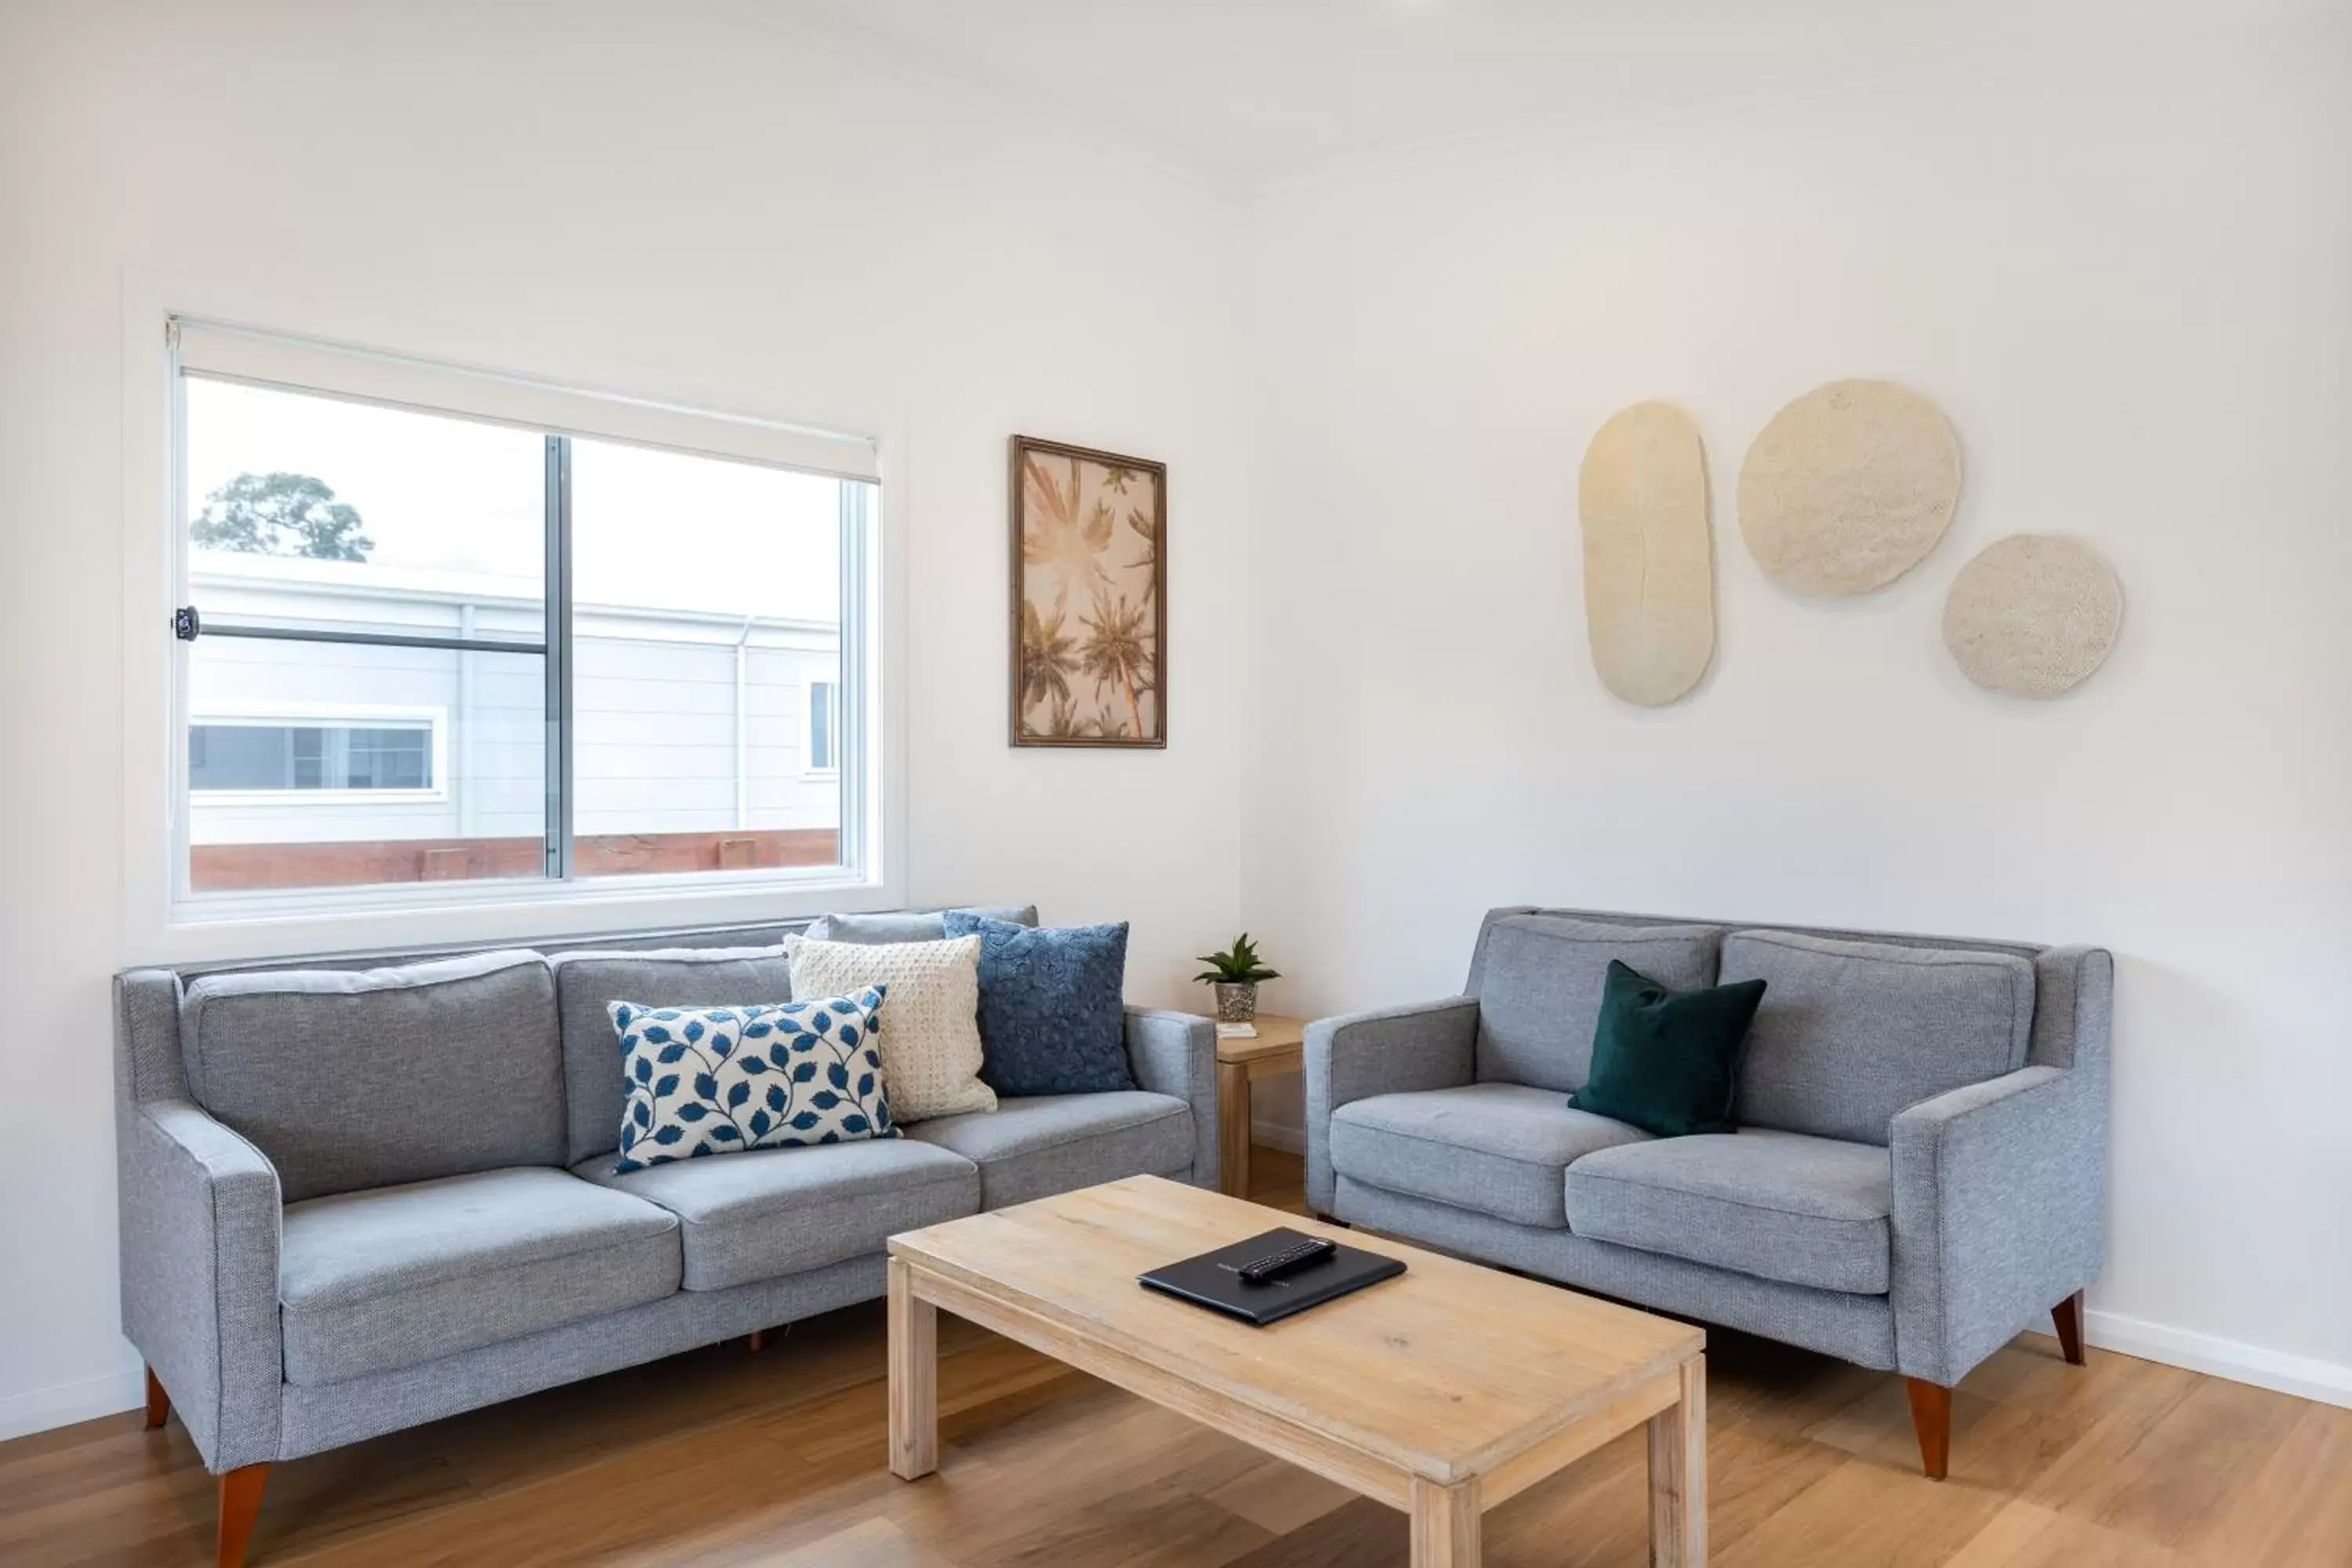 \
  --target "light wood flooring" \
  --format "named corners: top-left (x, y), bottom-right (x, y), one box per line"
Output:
top-left (5, 1149), bottom-right (2348, 1567)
